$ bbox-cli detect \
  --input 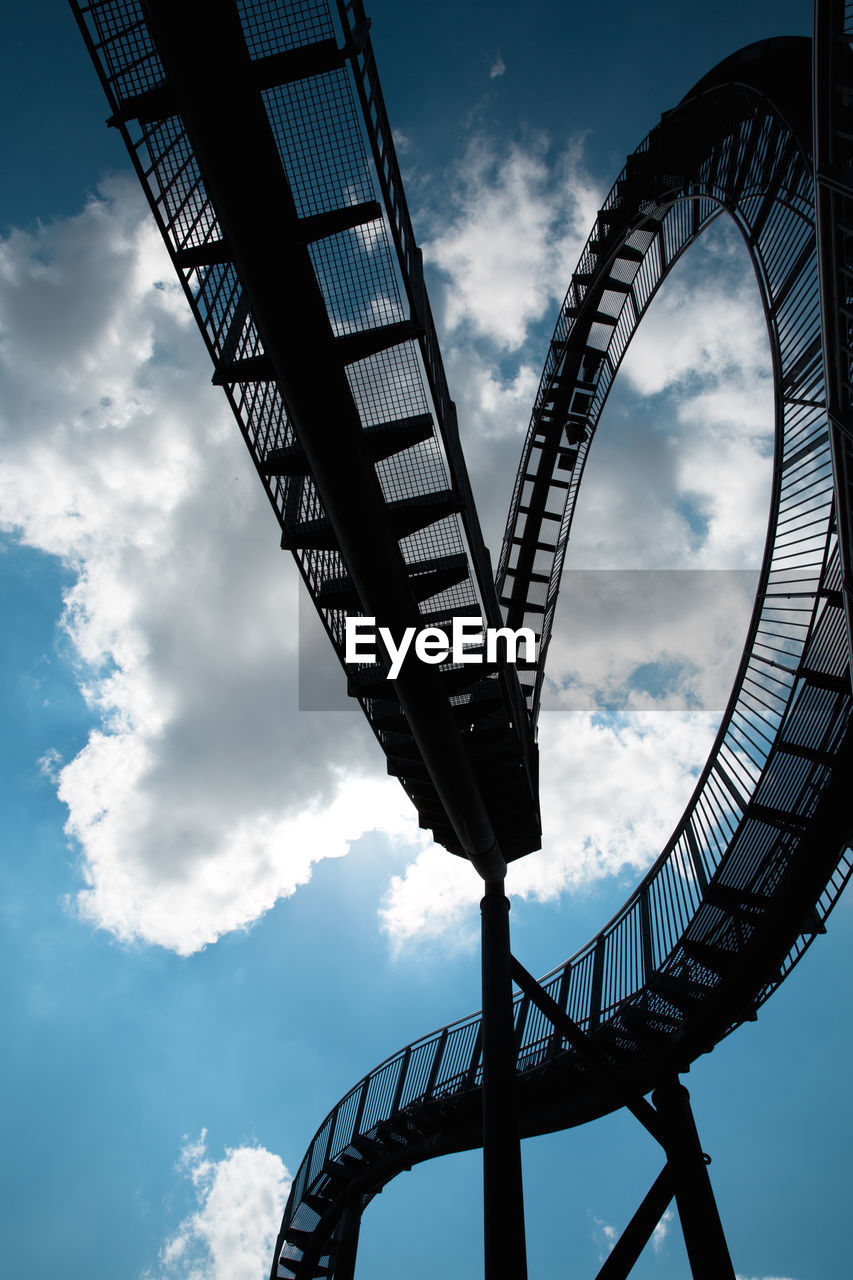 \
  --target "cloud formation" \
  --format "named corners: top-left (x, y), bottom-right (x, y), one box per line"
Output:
top-left (1, 177), bottom-right (422, 954)
top-left (380, 168), bottom-right (774, 947)
top-left (148, 1132), bottom-right (289, 1280)
top-left (422, 136), bottom-right (601, 349)
top-left (2, 131), bottom-right (775, 956)
top-left (592, 1206), bottom-right (673, 1263)
top-left (380, 709), bottom-right (718, 946)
